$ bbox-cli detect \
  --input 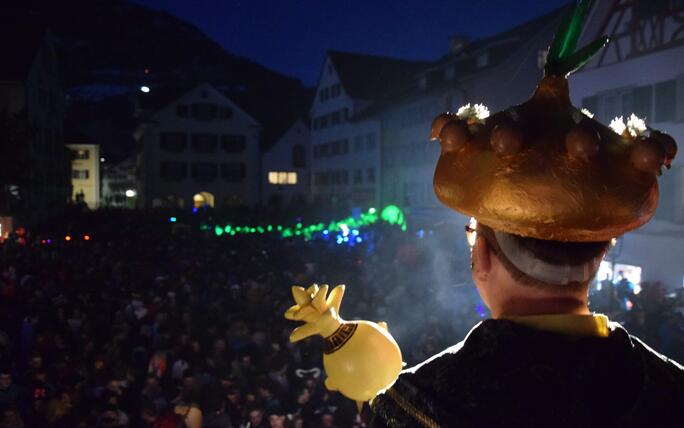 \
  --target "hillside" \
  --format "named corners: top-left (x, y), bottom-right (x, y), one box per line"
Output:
top-left (9, 0), bottom-right (313, 159)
